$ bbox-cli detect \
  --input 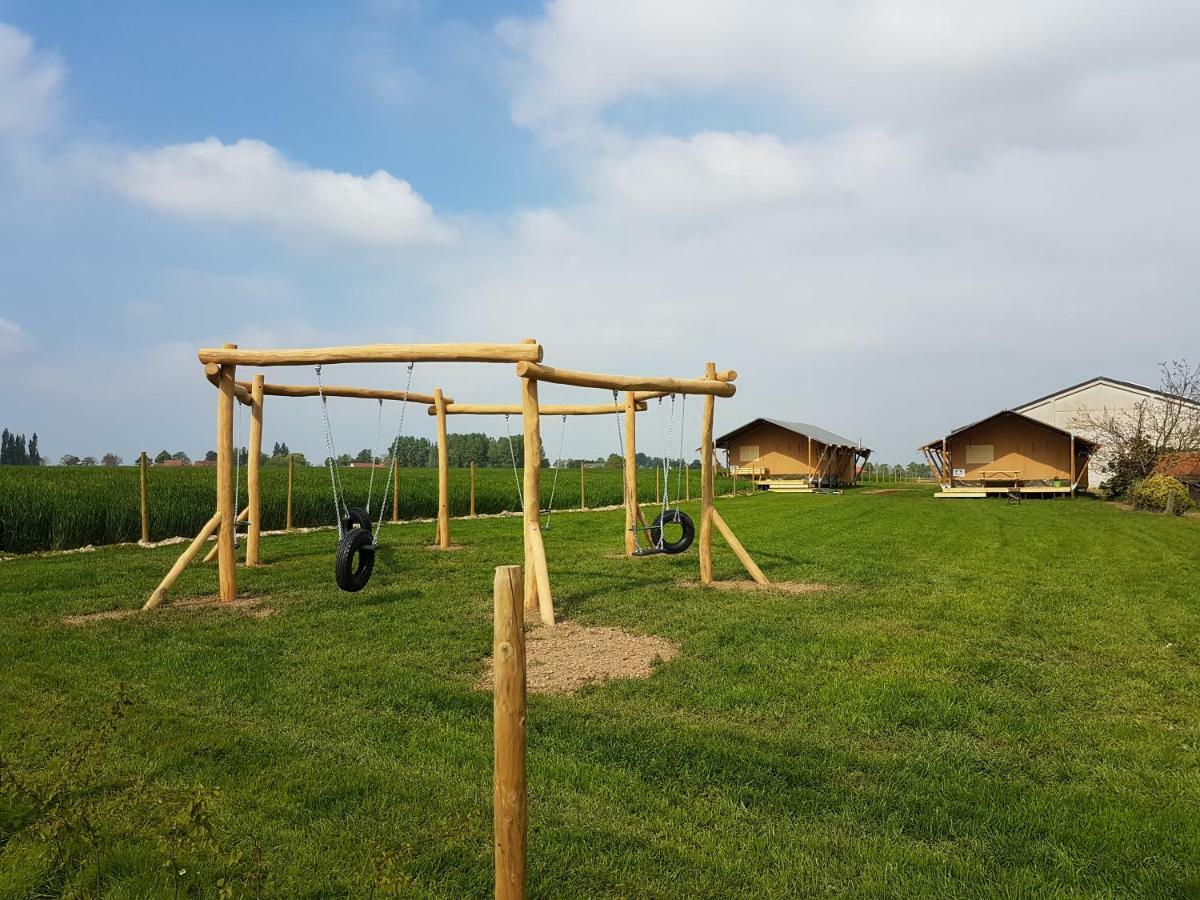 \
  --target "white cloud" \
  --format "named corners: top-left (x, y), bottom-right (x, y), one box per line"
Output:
top-left (0, 23), bottom-right (64, 140)
top-left (0, 317), bottom-right (32, 356)
top-left (95, 137), bottom-right (455, 247)
top-left (589, 129), bottom-right (919, 218)
top-left (499, 0), bottom-right (1200, 152)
